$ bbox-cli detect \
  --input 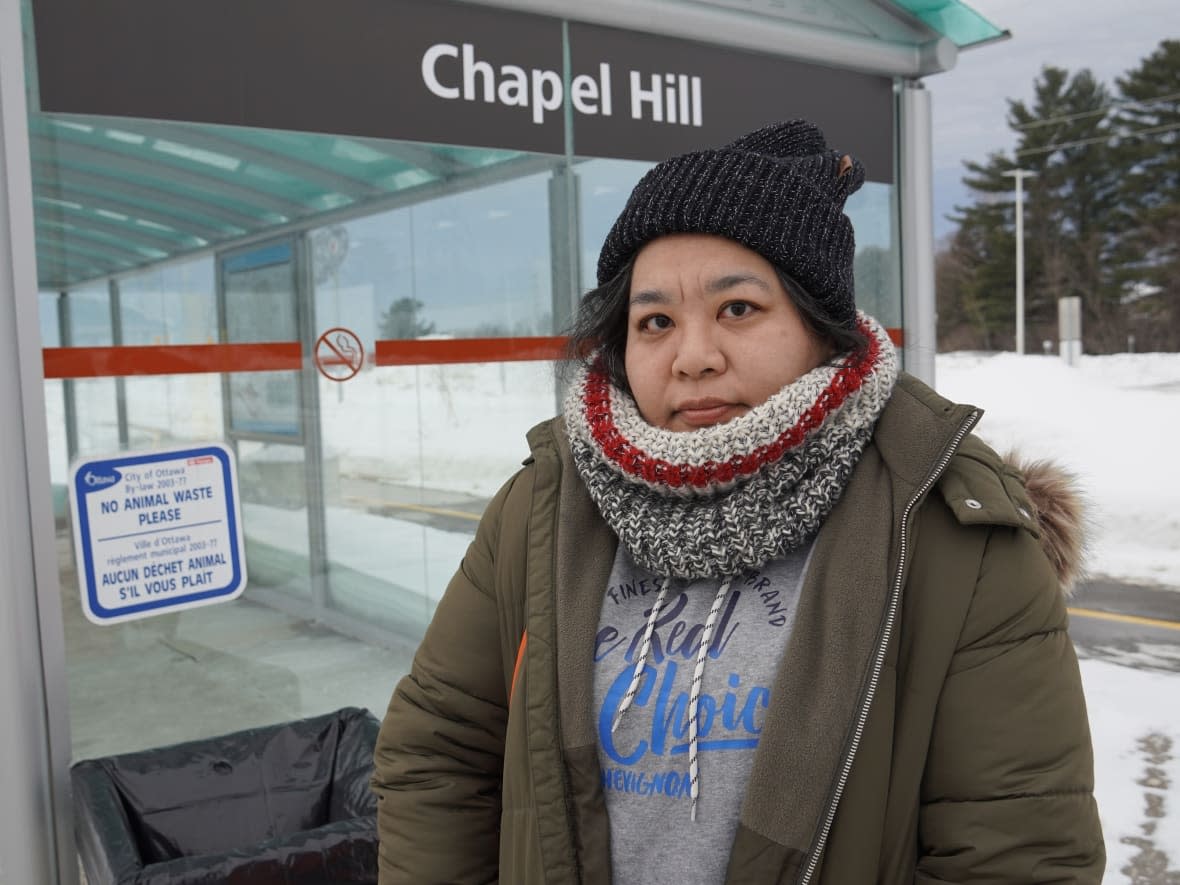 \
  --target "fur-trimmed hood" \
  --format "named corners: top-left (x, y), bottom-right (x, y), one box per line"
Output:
top-left (1006, 455), bottom-right (1088, 594)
